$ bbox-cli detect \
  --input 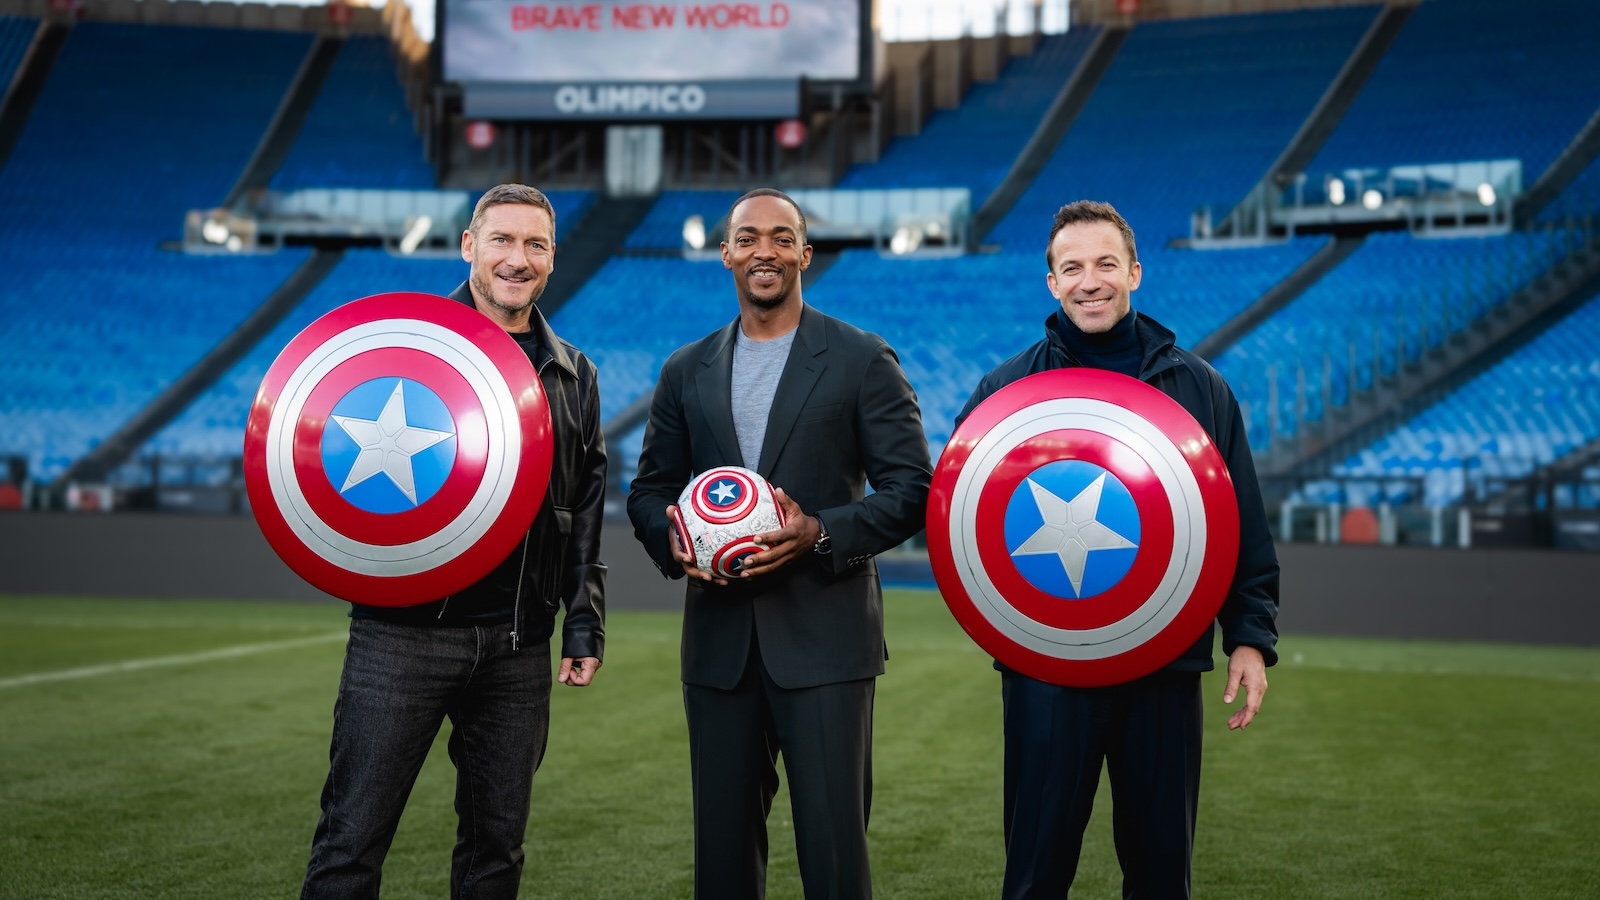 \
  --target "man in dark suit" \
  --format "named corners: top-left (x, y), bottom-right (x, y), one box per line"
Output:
top-left (627, 188), bottom-right (932, 900)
